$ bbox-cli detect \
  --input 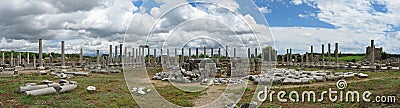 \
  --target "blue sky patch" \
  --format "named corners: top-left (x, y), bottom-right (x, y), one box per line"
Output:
top-left (252, 0), bottom-right (335, 28)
